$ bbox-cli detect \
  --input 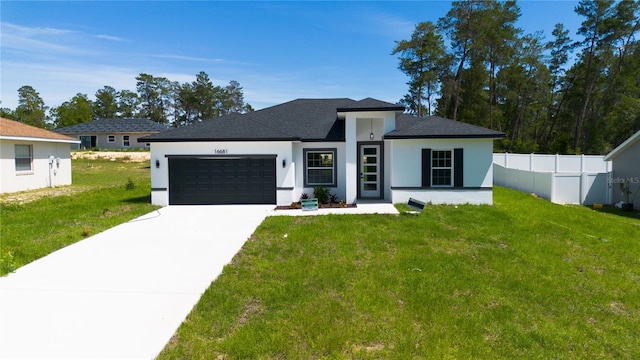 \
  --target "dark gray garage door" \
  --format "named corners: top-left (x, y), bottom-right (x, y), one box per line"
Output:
top-left (168, 157), bottom-right (276, 205)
